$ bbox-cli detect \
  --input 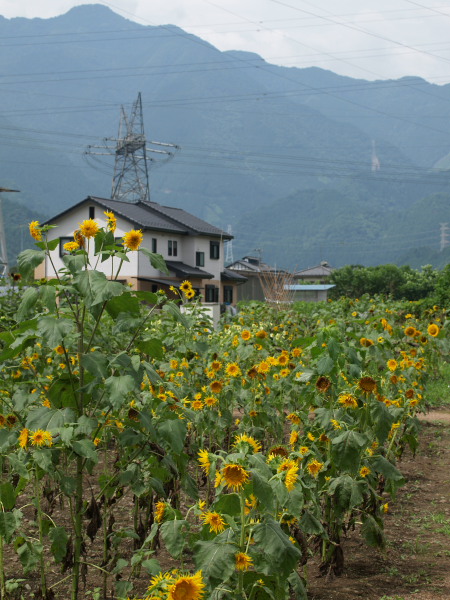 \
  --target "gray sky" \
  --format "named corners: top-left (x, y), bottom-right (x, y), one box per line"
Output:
top-left (2, 0), bottom-right (450, 83)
